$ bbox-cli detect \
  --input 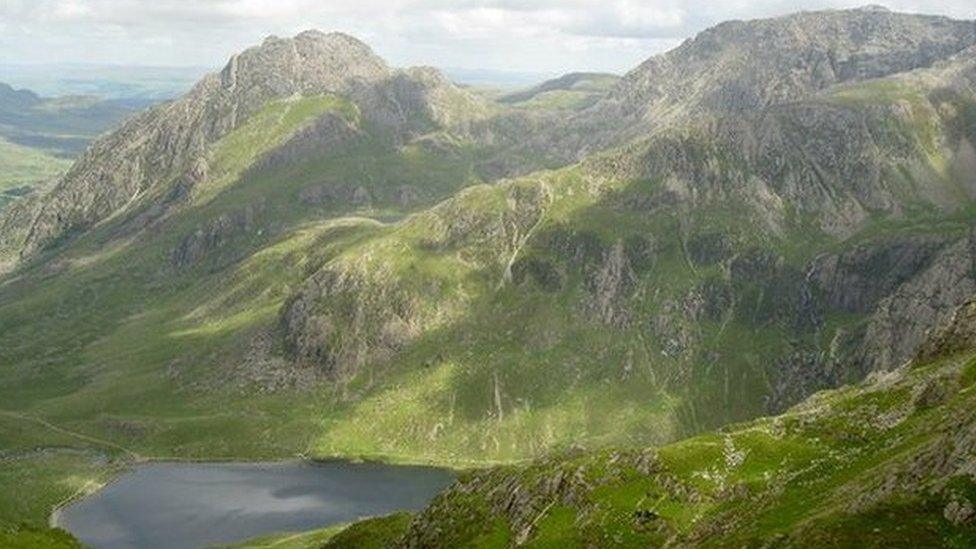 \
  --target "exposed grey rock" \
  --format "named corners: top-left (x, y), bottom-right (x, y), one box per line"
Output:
top-left (917, 296), bottom-right (976, 362)
top-left (808, 236), bottom-right (948, 314)
top-left (171, 202), bottom-right (266, 268)
top-left (582, 241), bottom-right (637, 326)
top-left (859, 228), bottom-right (976, 370)
top-left (945, 496), bottom-right (976, 526)
top-left (593, 8), bottom-right (976, 137)
top-left (282, 179), bottom-right (554, 376)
